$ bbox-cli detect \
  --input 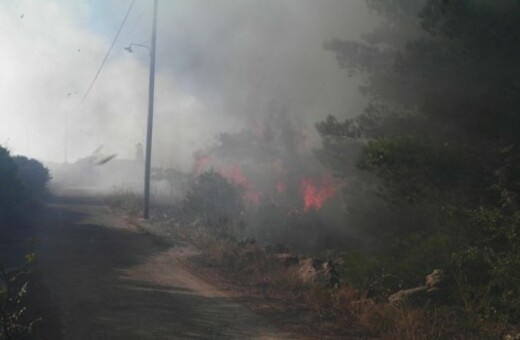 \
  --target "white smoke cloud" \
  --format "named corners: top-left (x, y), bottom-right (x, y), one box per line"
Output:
top-left (0, 0), bottom-right (376, 171)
